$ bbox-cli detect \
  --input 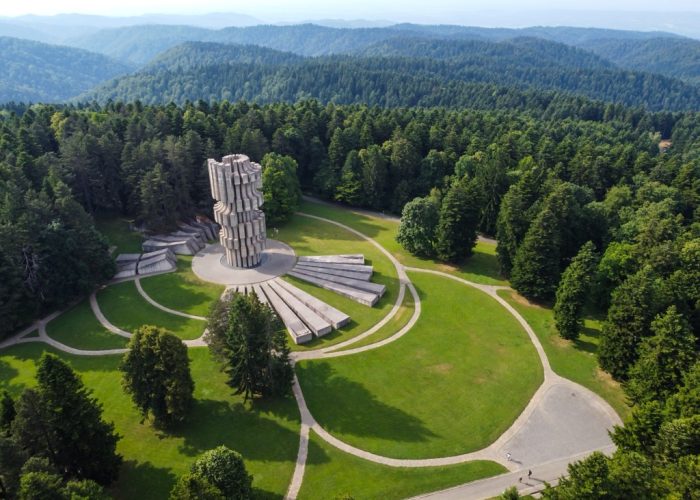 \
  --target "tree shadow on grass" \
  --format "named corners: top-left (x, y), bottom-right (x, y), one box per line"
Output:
top-left (171, 398), bottom-right (300, 463)
top-left (111, 460), bottom-right (176, 500)
top-left (0, 359), bottom-right (24, 395)
top-left (574, 326), bottom-right (602, 355)
top-left (297, 362), bottom-right (438, 443)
